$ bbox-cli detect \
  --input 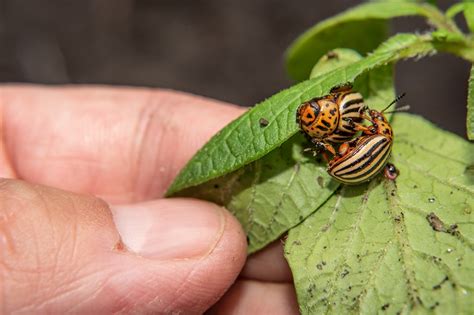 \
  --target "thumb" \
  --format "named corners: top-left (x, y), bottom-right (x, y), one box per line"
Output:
top-left (0, 179), bottom-right (247, 314)
top-left (111, 198), bottom-right (248, 313)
